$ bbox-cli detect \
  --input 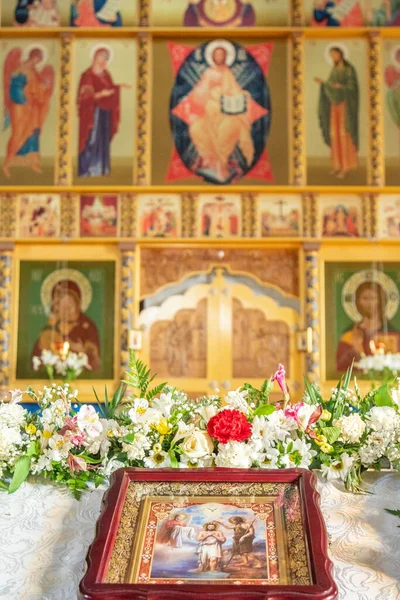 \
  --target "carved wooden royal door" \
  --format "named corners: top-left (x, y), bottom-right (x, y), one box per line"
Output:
top-left (138, 247), bottom-right (302, 399)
